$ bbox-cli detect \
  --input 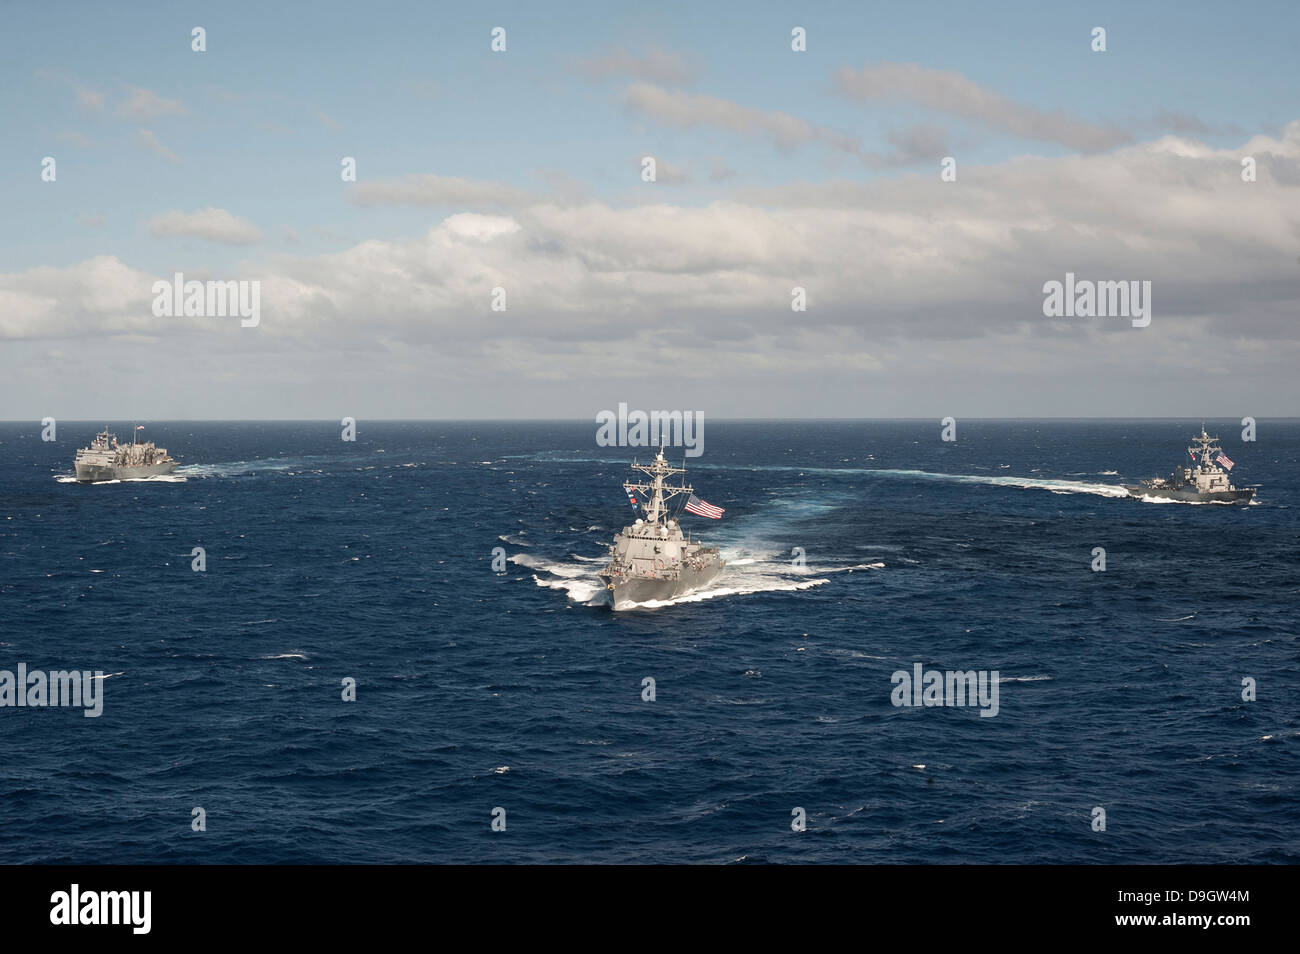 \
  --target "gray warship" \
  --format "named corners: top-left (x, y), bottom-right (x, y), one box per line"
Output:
top-left (74, 427), bottom-right (177, 483)
top-left (1125, 425), bottom-right (1253, 503)
top-left (598, 444), bottom-right (725, 609)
